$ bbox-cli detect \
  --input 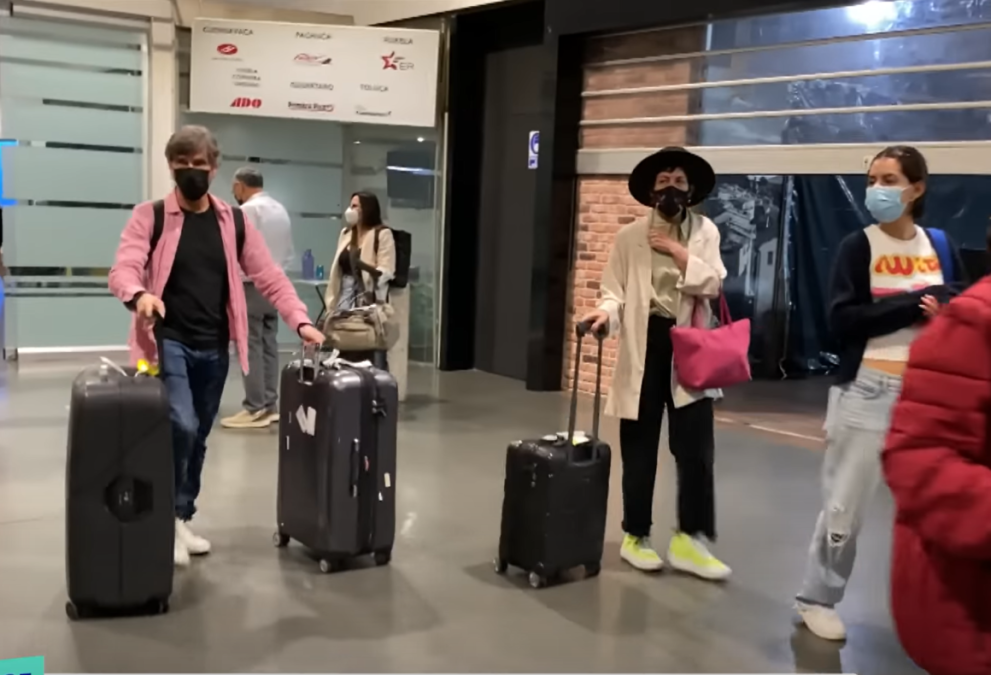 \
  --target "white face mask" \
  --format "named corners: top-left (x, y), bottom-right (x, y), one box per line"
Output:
top-left (344, 207), bottom-right (360, 226)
